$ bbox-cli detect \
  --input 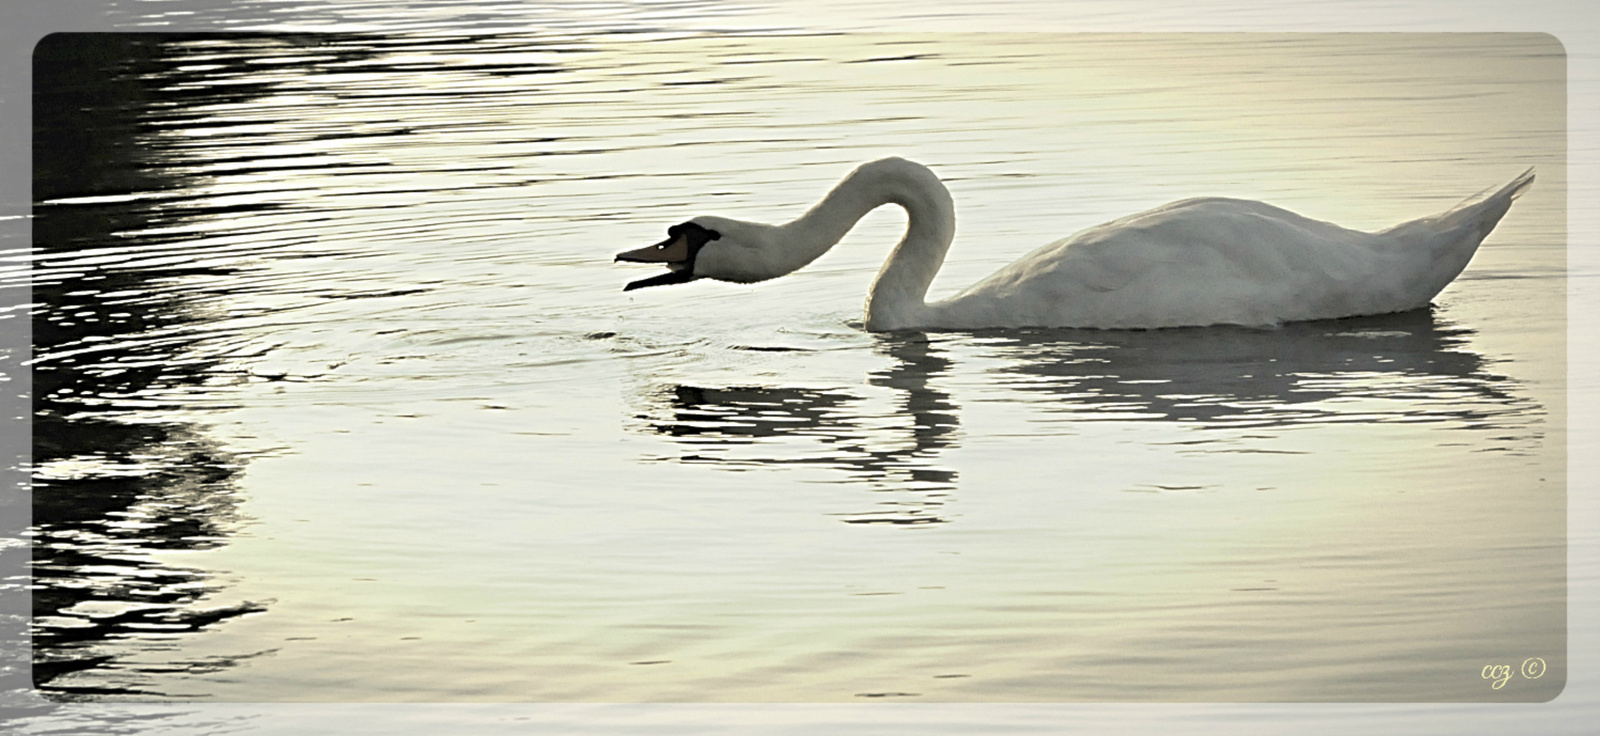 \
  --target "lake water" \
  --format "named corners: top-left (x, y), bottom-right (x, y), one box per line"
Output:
top-left (6, 21), bottom-right (1577, 728)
